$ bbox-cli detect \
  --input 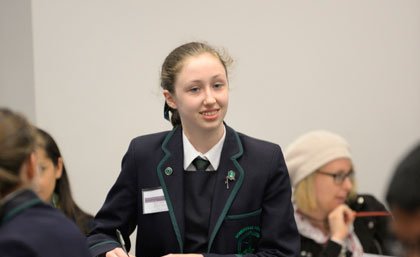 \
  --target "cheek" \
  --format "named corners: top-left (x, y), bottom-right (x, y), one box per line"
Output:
top-left (39, 170), bottom-right (57, 191)
top-left (218, 91), bottom-right (229, 106)
top-left (314, 179), bottom-right (336, 206)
